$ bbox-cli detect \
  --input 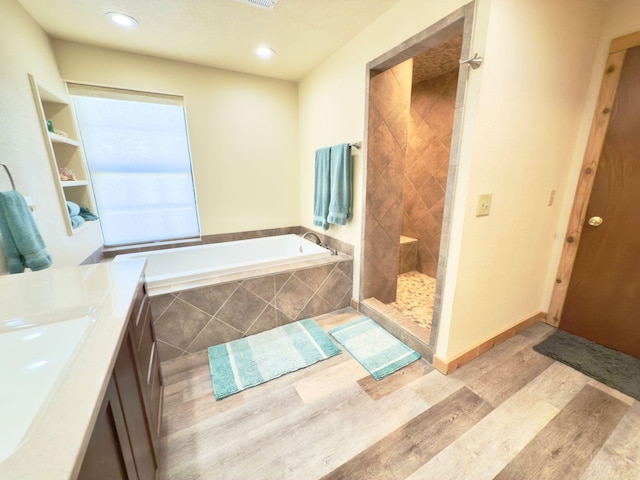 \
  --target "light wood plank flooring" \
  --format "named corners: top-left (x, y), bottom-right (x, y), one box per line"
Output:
top-left (157, 308), bottom-right (640, 479)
